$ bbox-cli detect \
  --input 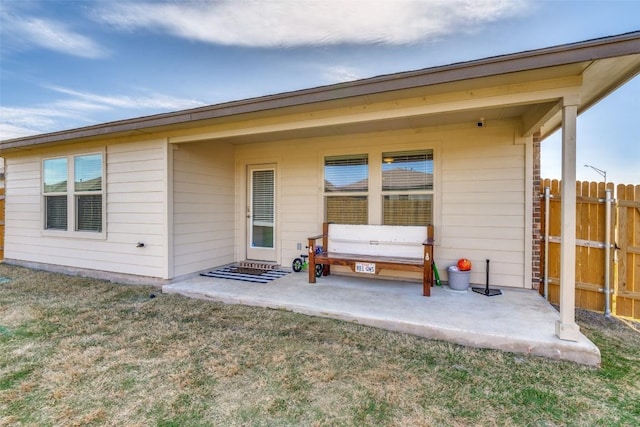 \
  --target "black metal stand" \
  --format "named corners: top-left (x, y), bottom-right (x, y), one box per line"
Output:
top-left (472, 259), bottom-right (502, 296)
